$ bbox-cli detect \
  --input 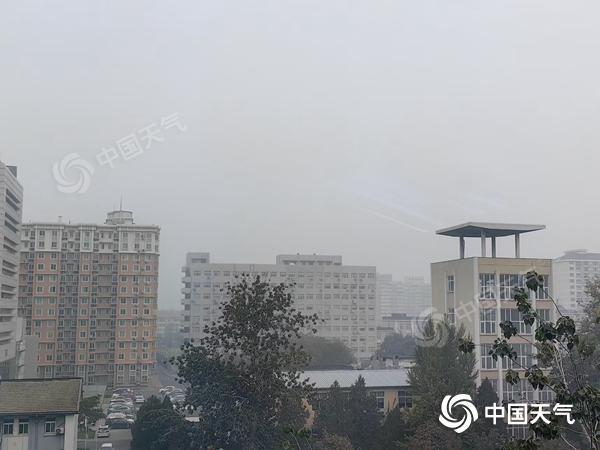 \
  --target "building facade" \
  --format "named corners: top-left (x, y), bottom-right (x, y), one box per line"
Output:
top-left (301, 369), bottom-right (411, 421)
top-left (553, 249), bottom-right (600, 321)
top-left (182, 253), bottom-right (378, 360)
top-left (0, 378), bottom-right (81, 450)
top-left (0, 318), bottom-right (39, 380)
top-left (0, 163), bottom-right (23, 369)
top-left (377, 274), bottom-right (431, 319)
top-left (18, 210), bottom-right (160, 386)
top-left (431, 223), bottom-right (554, 417)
